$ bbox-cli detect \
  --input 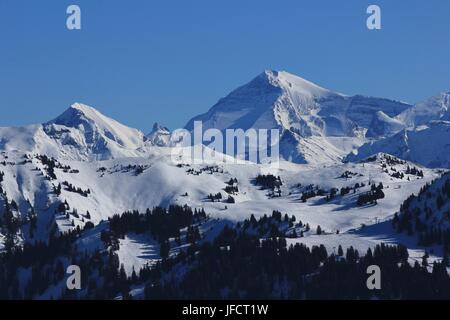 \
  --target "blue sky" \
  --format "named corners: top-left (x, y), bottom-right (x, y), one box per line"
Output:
top-left (0, 0), bottom-right (449, 132)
